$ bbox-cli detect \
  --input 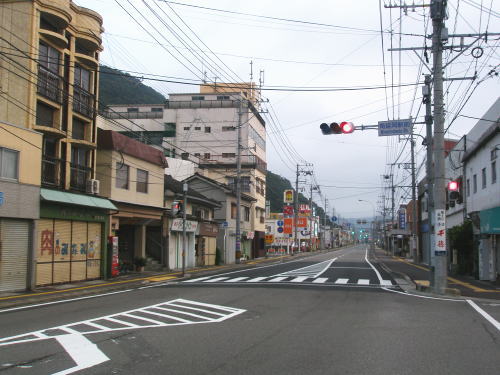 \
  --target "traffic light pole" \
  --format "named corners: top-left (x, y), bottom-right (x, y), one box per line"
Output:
top-left (430, 0), bottom-right (447, 293)
top-left (182, 183), bottom-right (188, 277)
